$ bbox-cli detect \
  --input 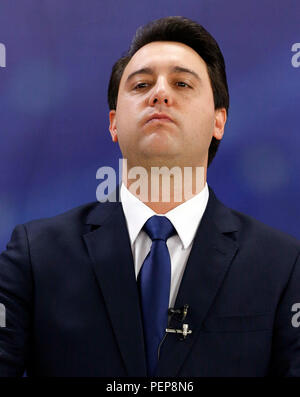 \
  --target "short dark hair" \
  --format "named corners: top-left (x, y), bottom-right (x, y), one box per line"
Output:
top-left (108, 16), bottom-right (229, 167)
